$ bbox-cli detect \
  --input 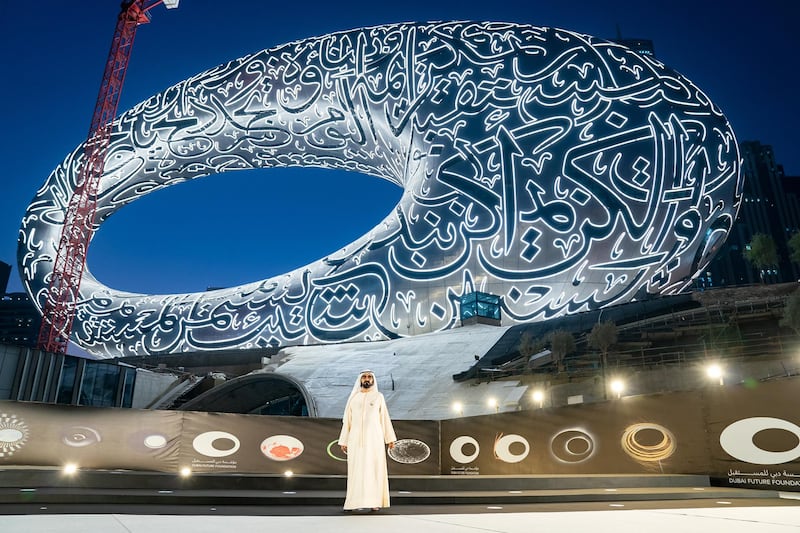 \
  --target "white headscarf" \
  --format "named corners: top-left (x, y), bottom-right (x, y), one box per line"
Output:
top-left (347, 369), bottom-right (379, 401)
